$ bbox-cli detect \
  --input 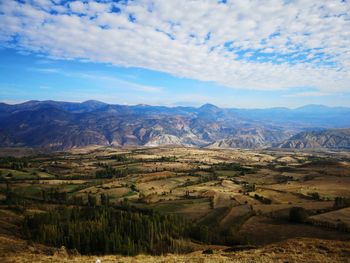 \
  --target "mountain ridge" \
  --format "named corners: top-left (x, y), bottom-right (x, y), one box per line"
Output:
top-left (278, 128), bottom-right (350, 149)
top-left (0, 100), bottom-right (350, 150)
